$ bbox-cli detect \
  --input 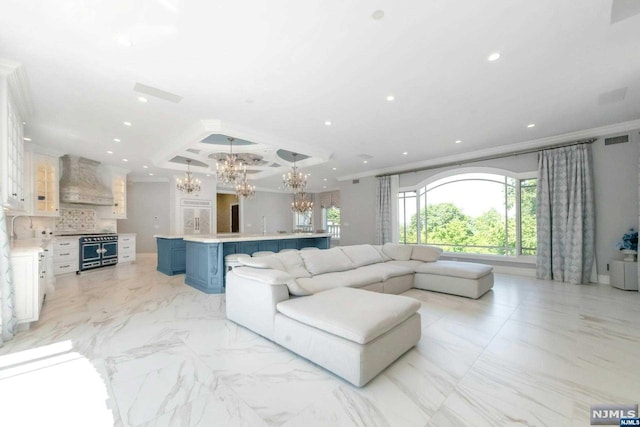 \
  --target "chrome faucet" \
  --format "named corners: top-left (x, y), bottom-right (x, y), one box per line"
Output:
top-left (11, 215), bottom-right (33, 240)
